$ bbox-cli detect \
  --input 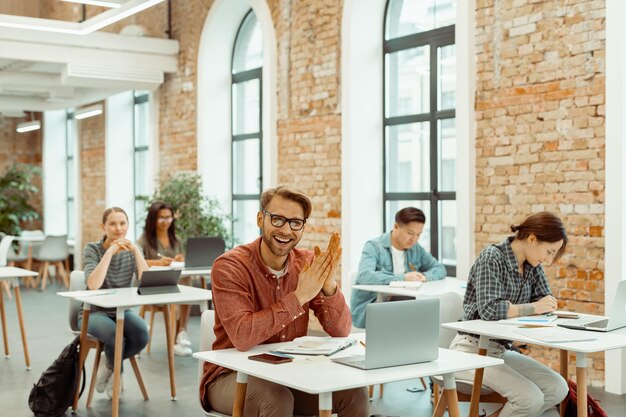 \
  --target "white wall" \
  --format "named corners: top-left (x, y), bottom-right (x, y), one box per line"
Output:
top-left (604, 0), bottom-right (626, 395)
top-left (42, 110), bottom-right (68, 236)
top-left (197, 0), bottom-right (277, 214)
top-left (105, 92), bottom-right (136, 239)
